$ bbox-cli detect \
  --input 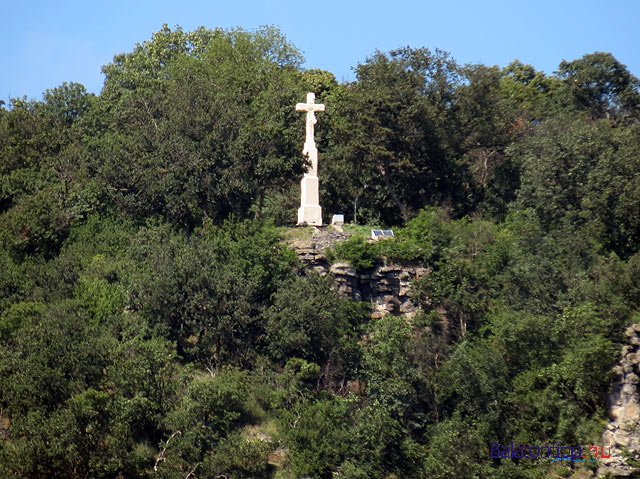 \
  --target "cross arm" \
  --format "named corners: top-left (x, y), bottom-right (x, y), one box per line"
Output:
top-left (296, 103), bottom-right (325, 112)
